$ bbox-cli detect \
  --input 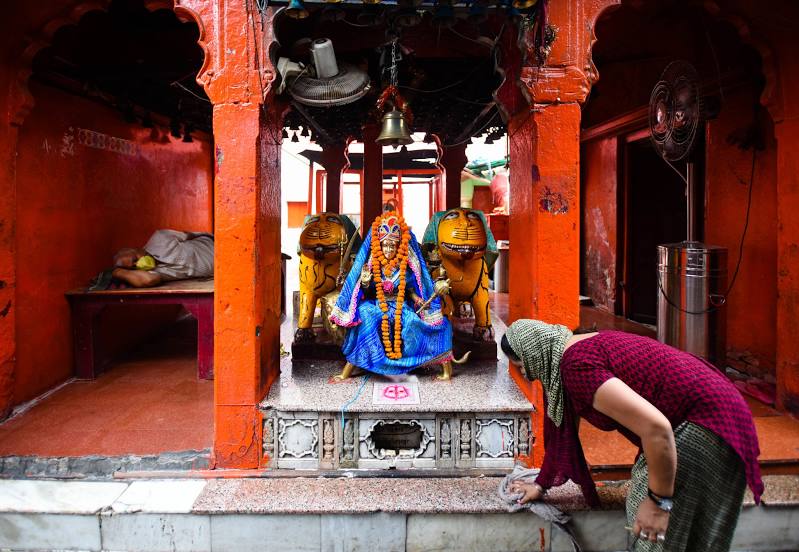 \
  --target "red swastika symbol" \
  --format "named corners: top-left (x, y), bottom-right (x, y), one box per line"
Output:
top-left (382, 384), bottom-right (410, 400)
